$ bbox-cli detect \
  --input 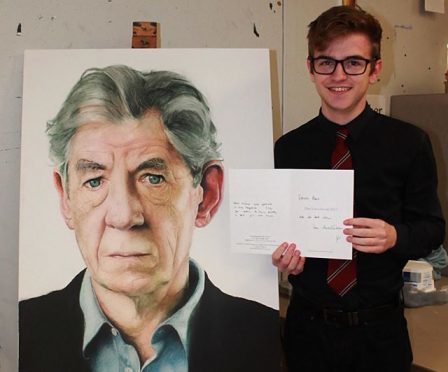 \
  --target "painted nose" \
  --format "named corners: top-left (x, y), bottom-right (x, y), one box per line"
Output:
top-left (105, 178), bottom-right (144, 230)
